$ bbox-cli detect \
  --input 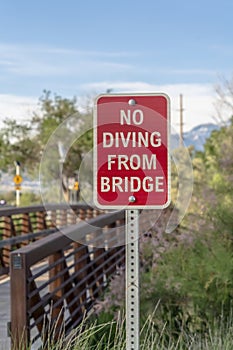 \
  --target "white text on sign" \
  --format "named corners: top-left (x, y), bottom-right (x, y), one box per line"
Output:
top-left (100, 108), bottom-right (165, 193)
top-left (101, 176), bottom-right (164, 193)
